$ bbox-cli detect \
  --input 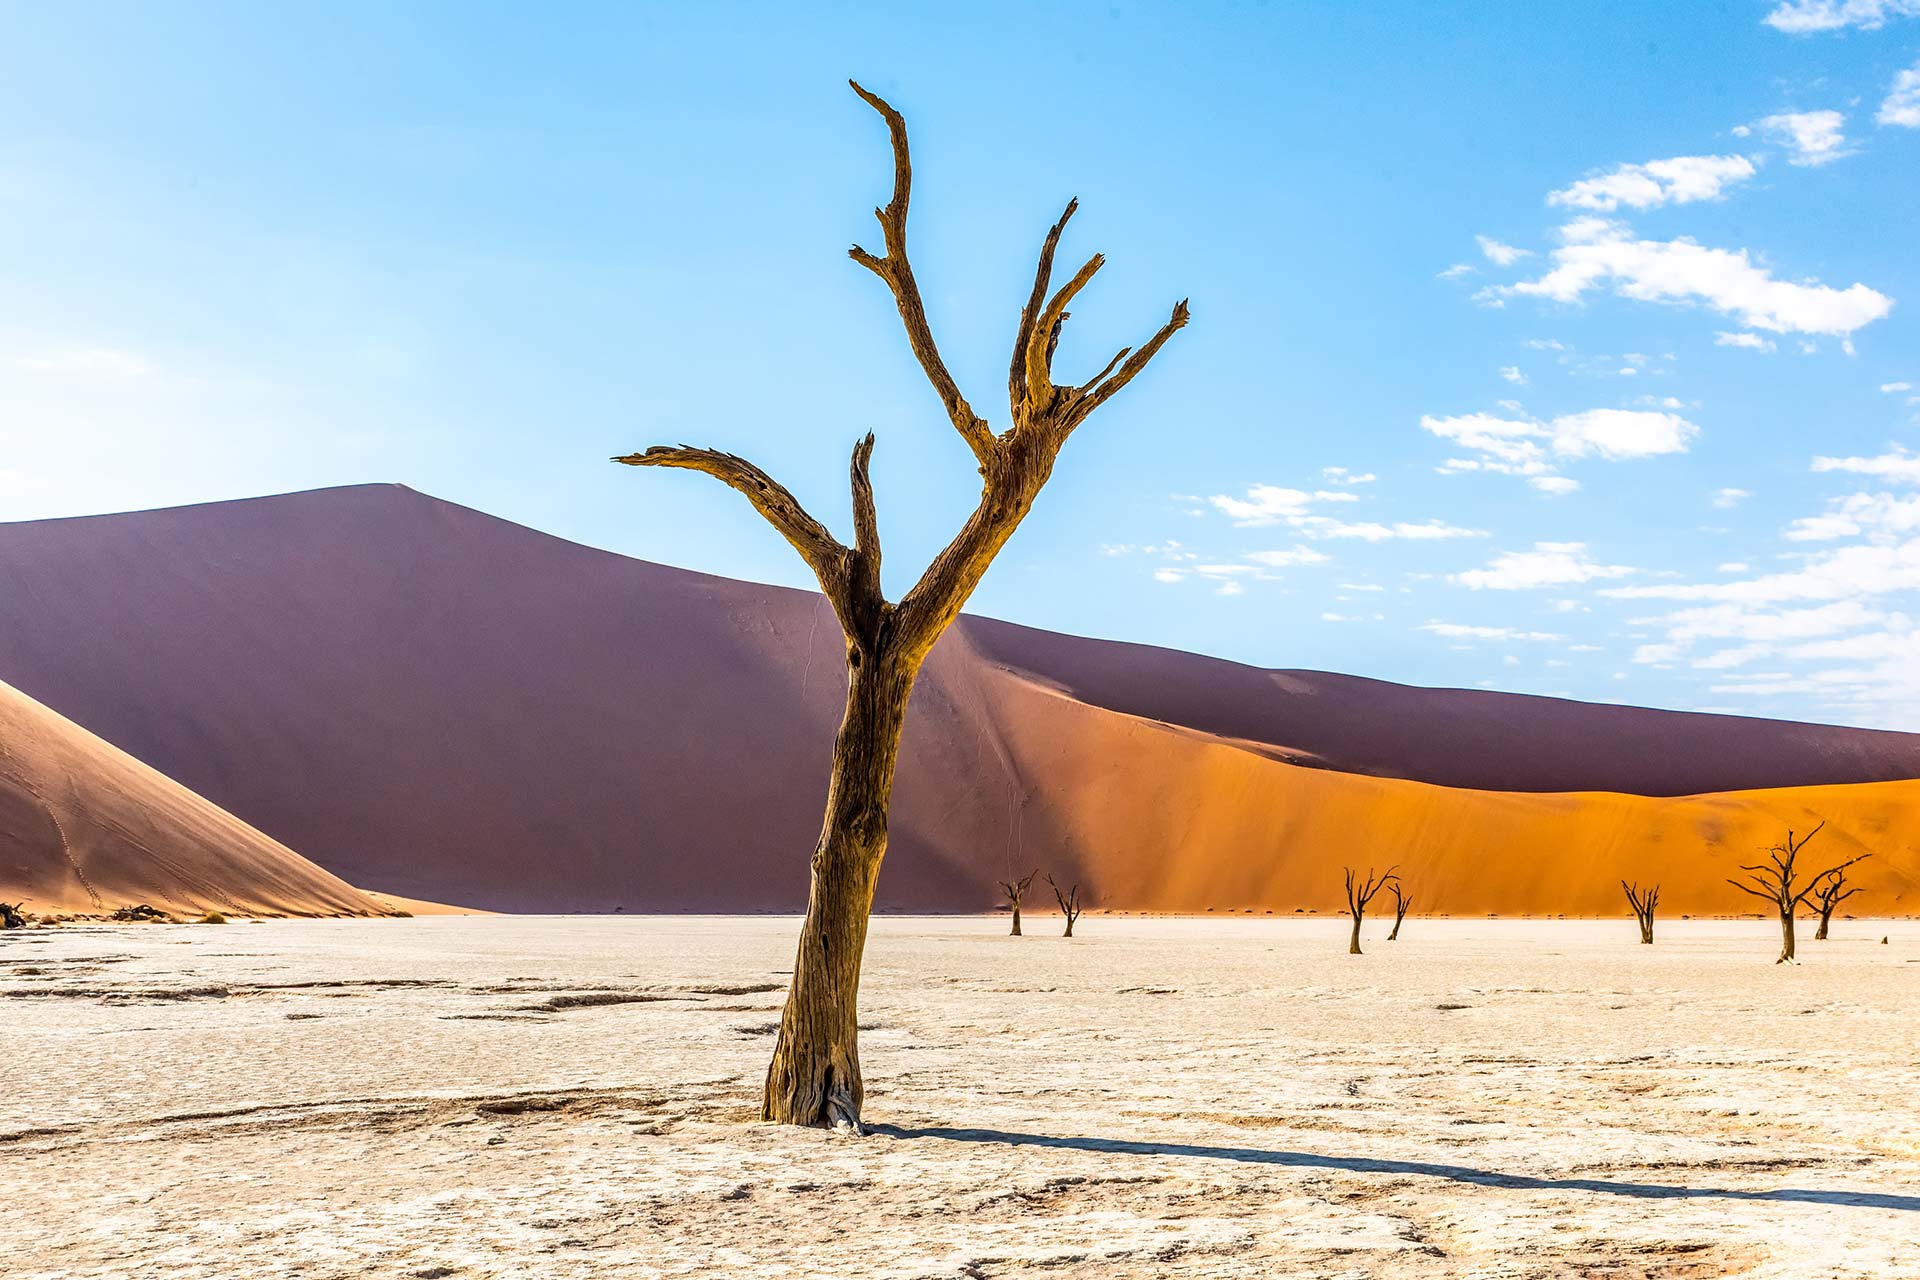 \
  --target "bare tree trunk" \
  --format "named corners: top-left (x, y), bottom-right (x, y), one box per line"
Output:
top-left (1815, 903), bottom-right (1833, 941)
top-left (762, 653), bottom-right (913, 1131)
top-left (1639, 914), bottom-right (1654, 945)
top-left (1010, 902), bottom-right (1023, 936)
top-left (619, 82), bottom-right (1188, 1130)
top-left (1348, 913), bottom-right (1363, 955)
top-left (1777, 907), bottom-right (1795, 965)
